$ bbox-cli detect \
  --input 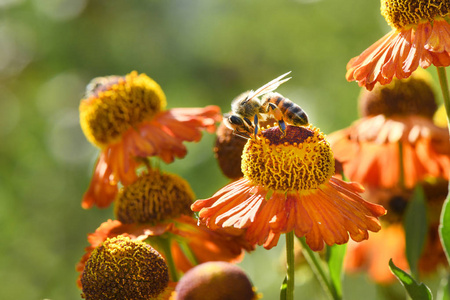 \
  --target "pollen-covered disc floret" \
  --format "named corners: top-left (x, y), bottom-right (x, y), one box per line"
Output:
top-left (241, 125), bottom-right (335, 191)
top-left (79, 71), bottom-right (167, 148)
top-left (381, 0), bottom-right (450, 30)
top-left (114, 170), bottom-right (195, 224)
top-left (359, 69), bottom-right (437, 118)
top-left (81, 235), bottom-right (169, 300)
